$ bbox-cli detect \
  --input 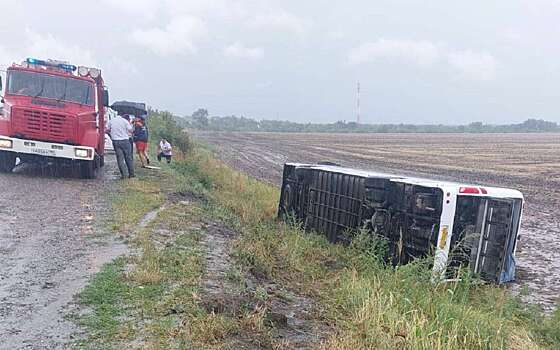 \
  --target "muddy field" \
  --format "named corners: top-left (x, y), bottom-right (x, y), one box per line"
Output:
top-left (196, 131), bottom-right (560, 311)
top-left (0, 159), bottom-right (127, 349)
